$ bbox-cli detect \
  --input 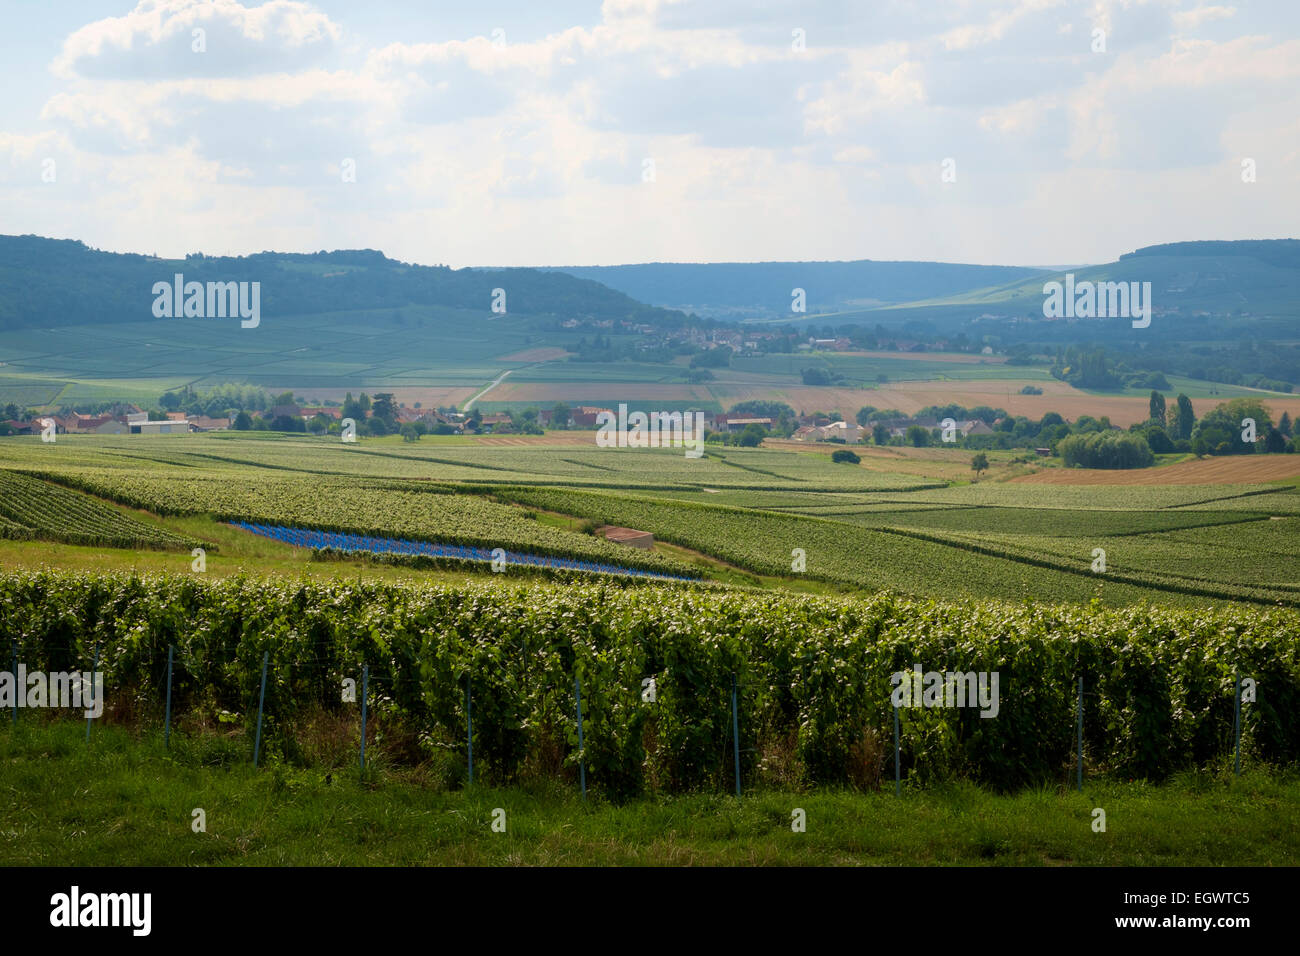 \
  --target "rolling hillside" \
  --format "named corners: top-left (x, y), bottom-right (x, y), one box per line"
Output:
top-left (819, 239), bottom-right (1300, 327)
top-left (2, 236), bottom-right (1296, 408)
top-left (0, 235), bottom-right (690, 332)
top-left (542, 259), bottom-right (1047, 319)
